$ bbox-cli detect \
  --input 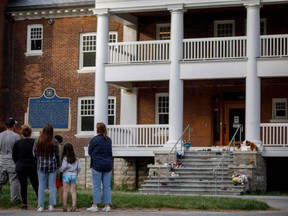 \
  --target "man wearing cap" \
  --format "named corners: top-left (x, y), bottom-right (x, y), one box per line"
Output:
top-left (0, 117), bottom-right (21, 204)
